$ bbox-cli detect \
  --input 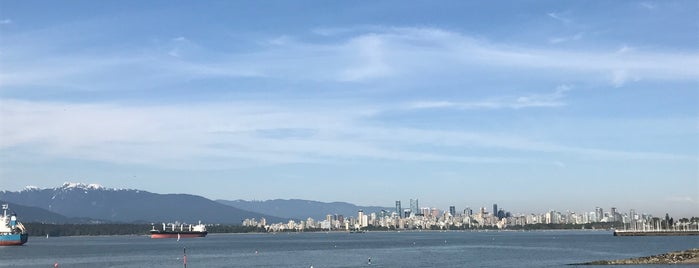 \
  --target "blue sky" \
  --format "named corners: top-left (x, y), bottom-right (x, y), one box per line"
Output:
top-left (1, 1), bottom-right (697, 217)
